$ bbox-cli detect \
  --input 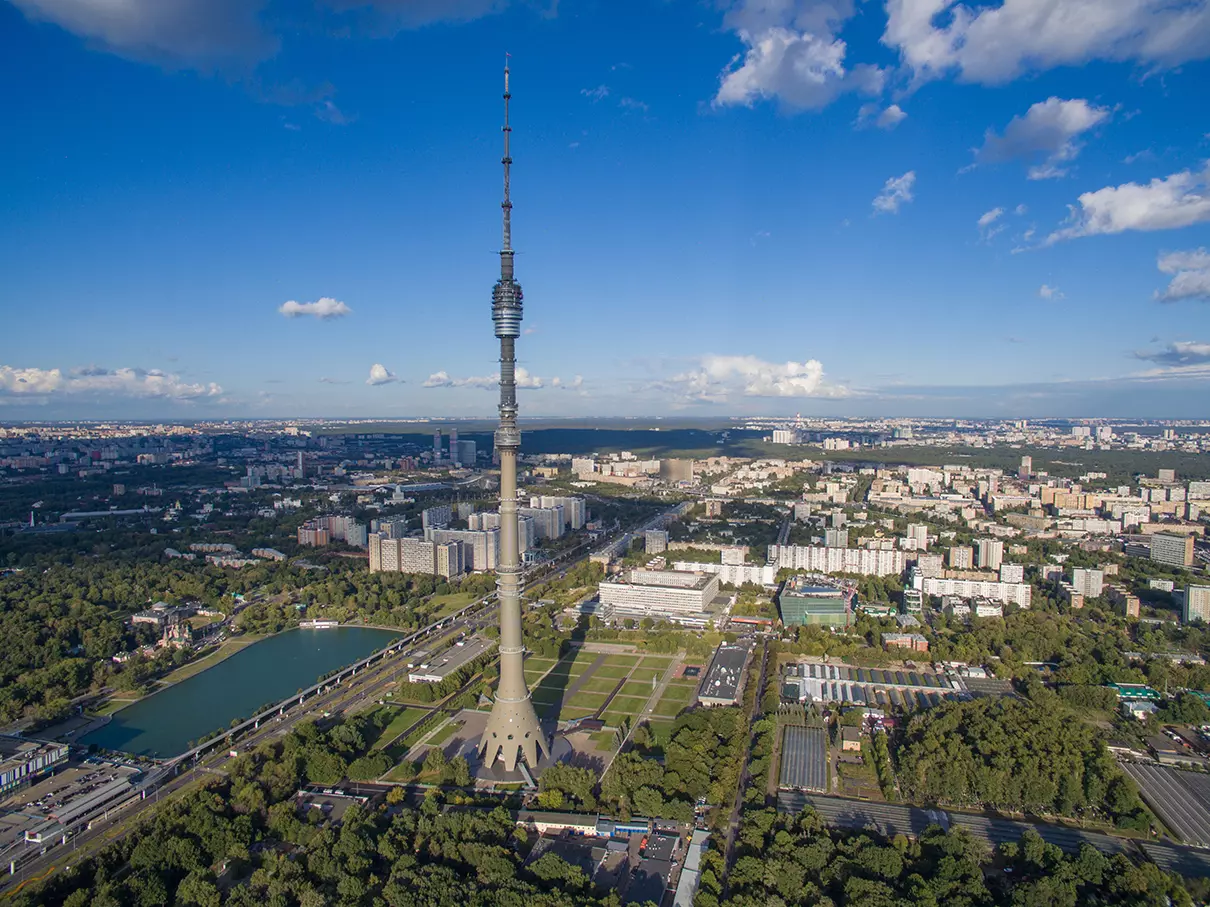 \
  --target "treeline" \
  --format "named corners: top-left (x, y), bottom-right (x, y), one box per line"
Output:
top-left (17, 718), bottom-right (621, 907)
top-left (707, 806), bottom-right (1198, 907)
top-left (895, 697), bottom-right (1149, 828)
